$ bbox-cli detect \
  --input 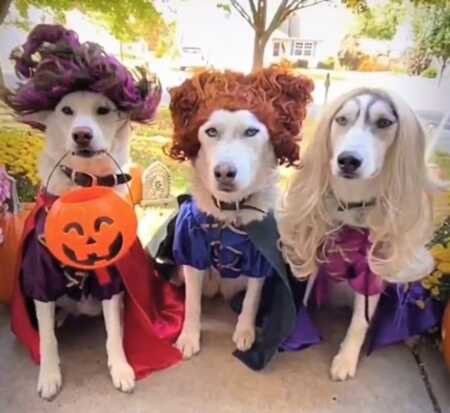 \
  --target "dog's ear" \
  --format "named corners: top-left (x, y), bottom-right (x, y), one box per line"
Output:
top-left (17, 110), bottom-right (52, 131)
